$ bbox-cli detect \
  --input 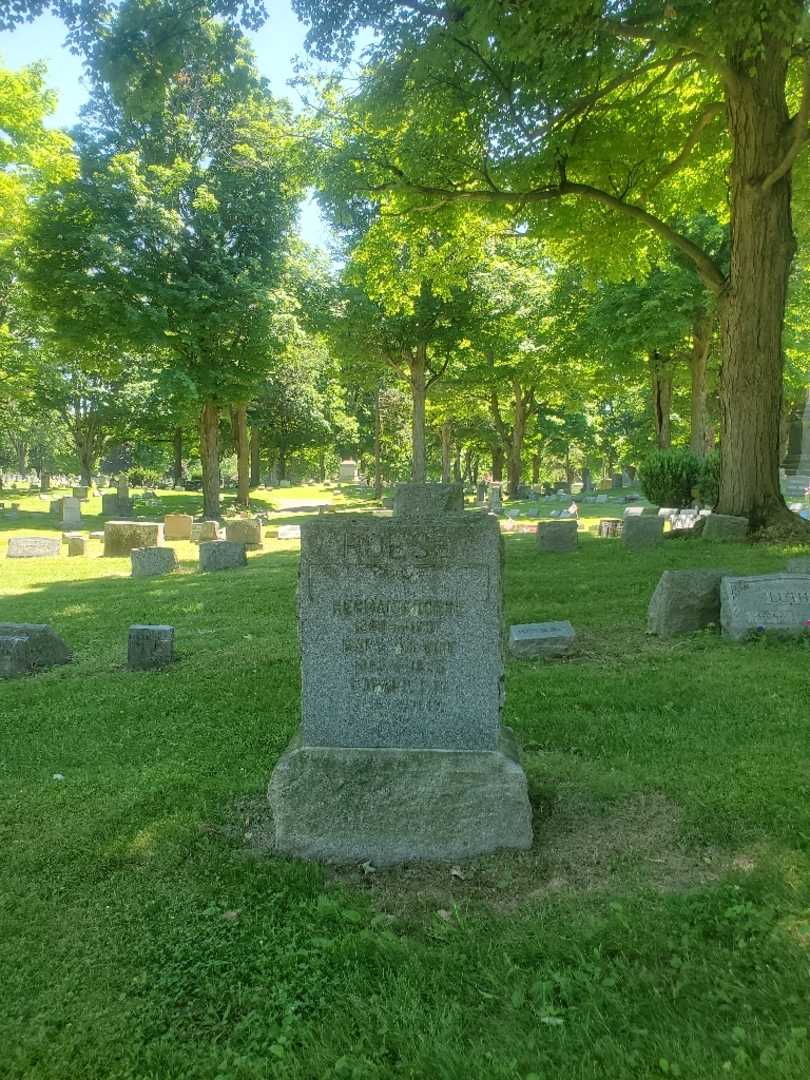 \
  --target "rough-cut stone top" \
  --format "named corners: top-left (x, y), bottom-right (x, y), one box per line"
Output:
top-left (299, 513), bottom-right (502, 751)
top-left (392, 482), bottom-right (464, 518)
top-left (721, 573), bottom-right (810, 639)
